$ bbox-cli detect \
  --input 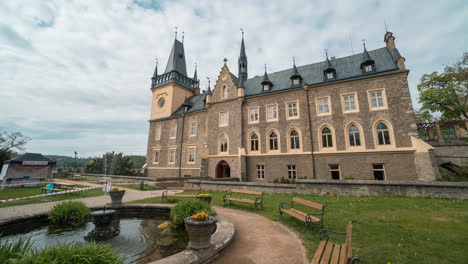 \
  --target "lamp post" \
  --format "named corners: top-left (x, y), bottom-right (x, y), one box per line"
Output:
top-left (74, 151), bottom-right (78, 174)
